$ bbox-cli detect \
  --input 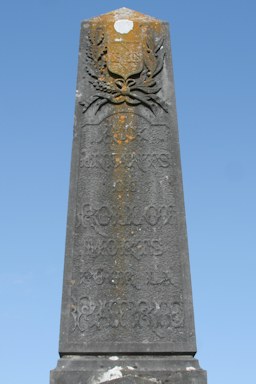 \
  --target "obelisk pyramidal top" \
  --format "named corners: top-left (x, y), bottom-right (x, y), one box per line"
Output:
top-left (50, 8), bottom-right (207, 384)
